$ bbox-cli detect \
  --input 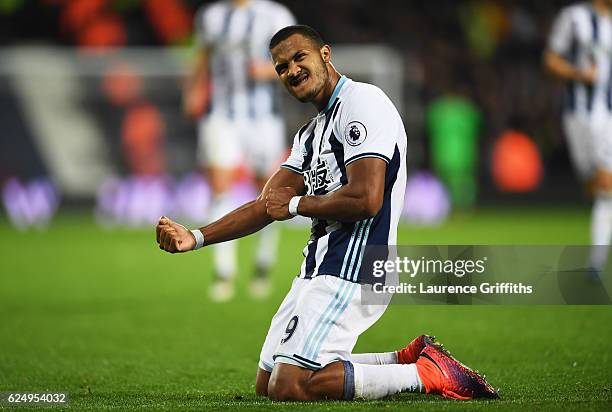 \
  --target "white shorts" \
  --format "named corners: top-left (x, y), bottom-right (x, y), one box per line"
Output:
top-left (590, 111), bottom-right (612, 172)
top-left (563, 113), bottom-right (596, 180)
top-left (258, 275), bottom-right (388, 372)
top-left (197, 114), bottom-right (286, 177)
